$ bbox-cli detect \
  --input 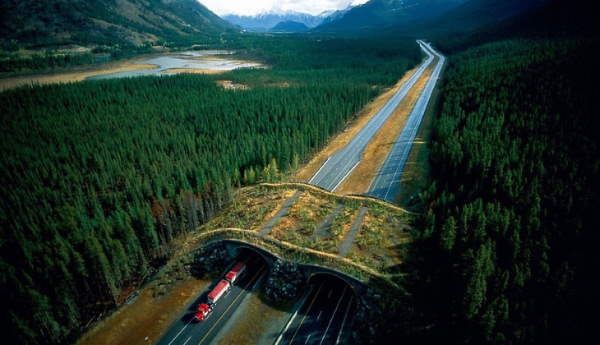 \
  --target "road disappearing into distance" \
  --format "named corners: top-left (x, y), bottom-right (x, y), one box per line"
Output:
top-left (368, 41), bottom-right (446, 202)
top-left (308, 40), bottom-right (441, 193)
top-left (308, 41), bottom-right (445, 195)
top-left (279, 40), bottom-right (445, 345)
